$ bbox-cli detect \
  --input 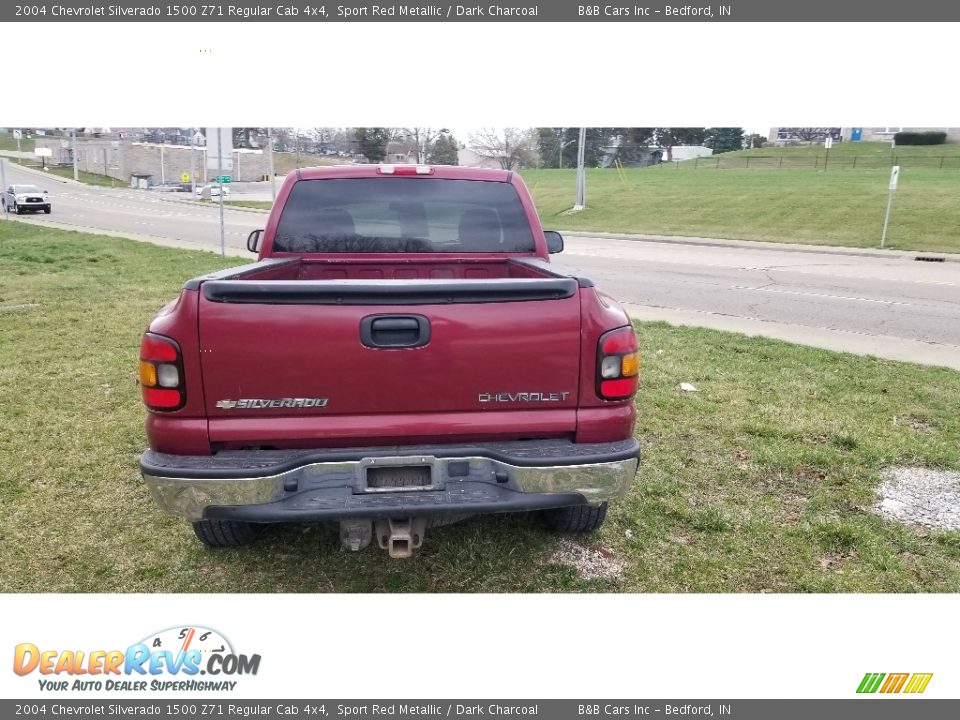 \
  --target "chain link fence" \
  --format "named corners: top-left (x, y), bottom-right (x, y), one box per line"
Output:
top-left (662, 154), bottom-right (960, 170)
